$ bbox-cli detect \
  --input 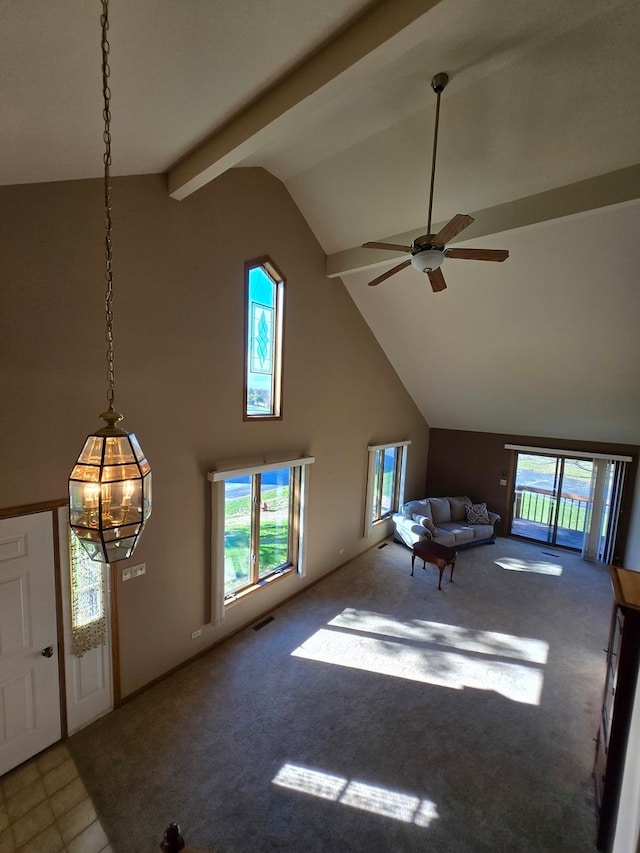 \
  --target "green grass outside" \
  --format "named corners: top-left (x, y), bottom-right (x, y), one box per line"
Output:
top-left (518, 492), bottom-right (587, 531)
top-left (517, 455), bottom-right (593, 481)
top-left (224, 487), bottom-right (290, 593)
